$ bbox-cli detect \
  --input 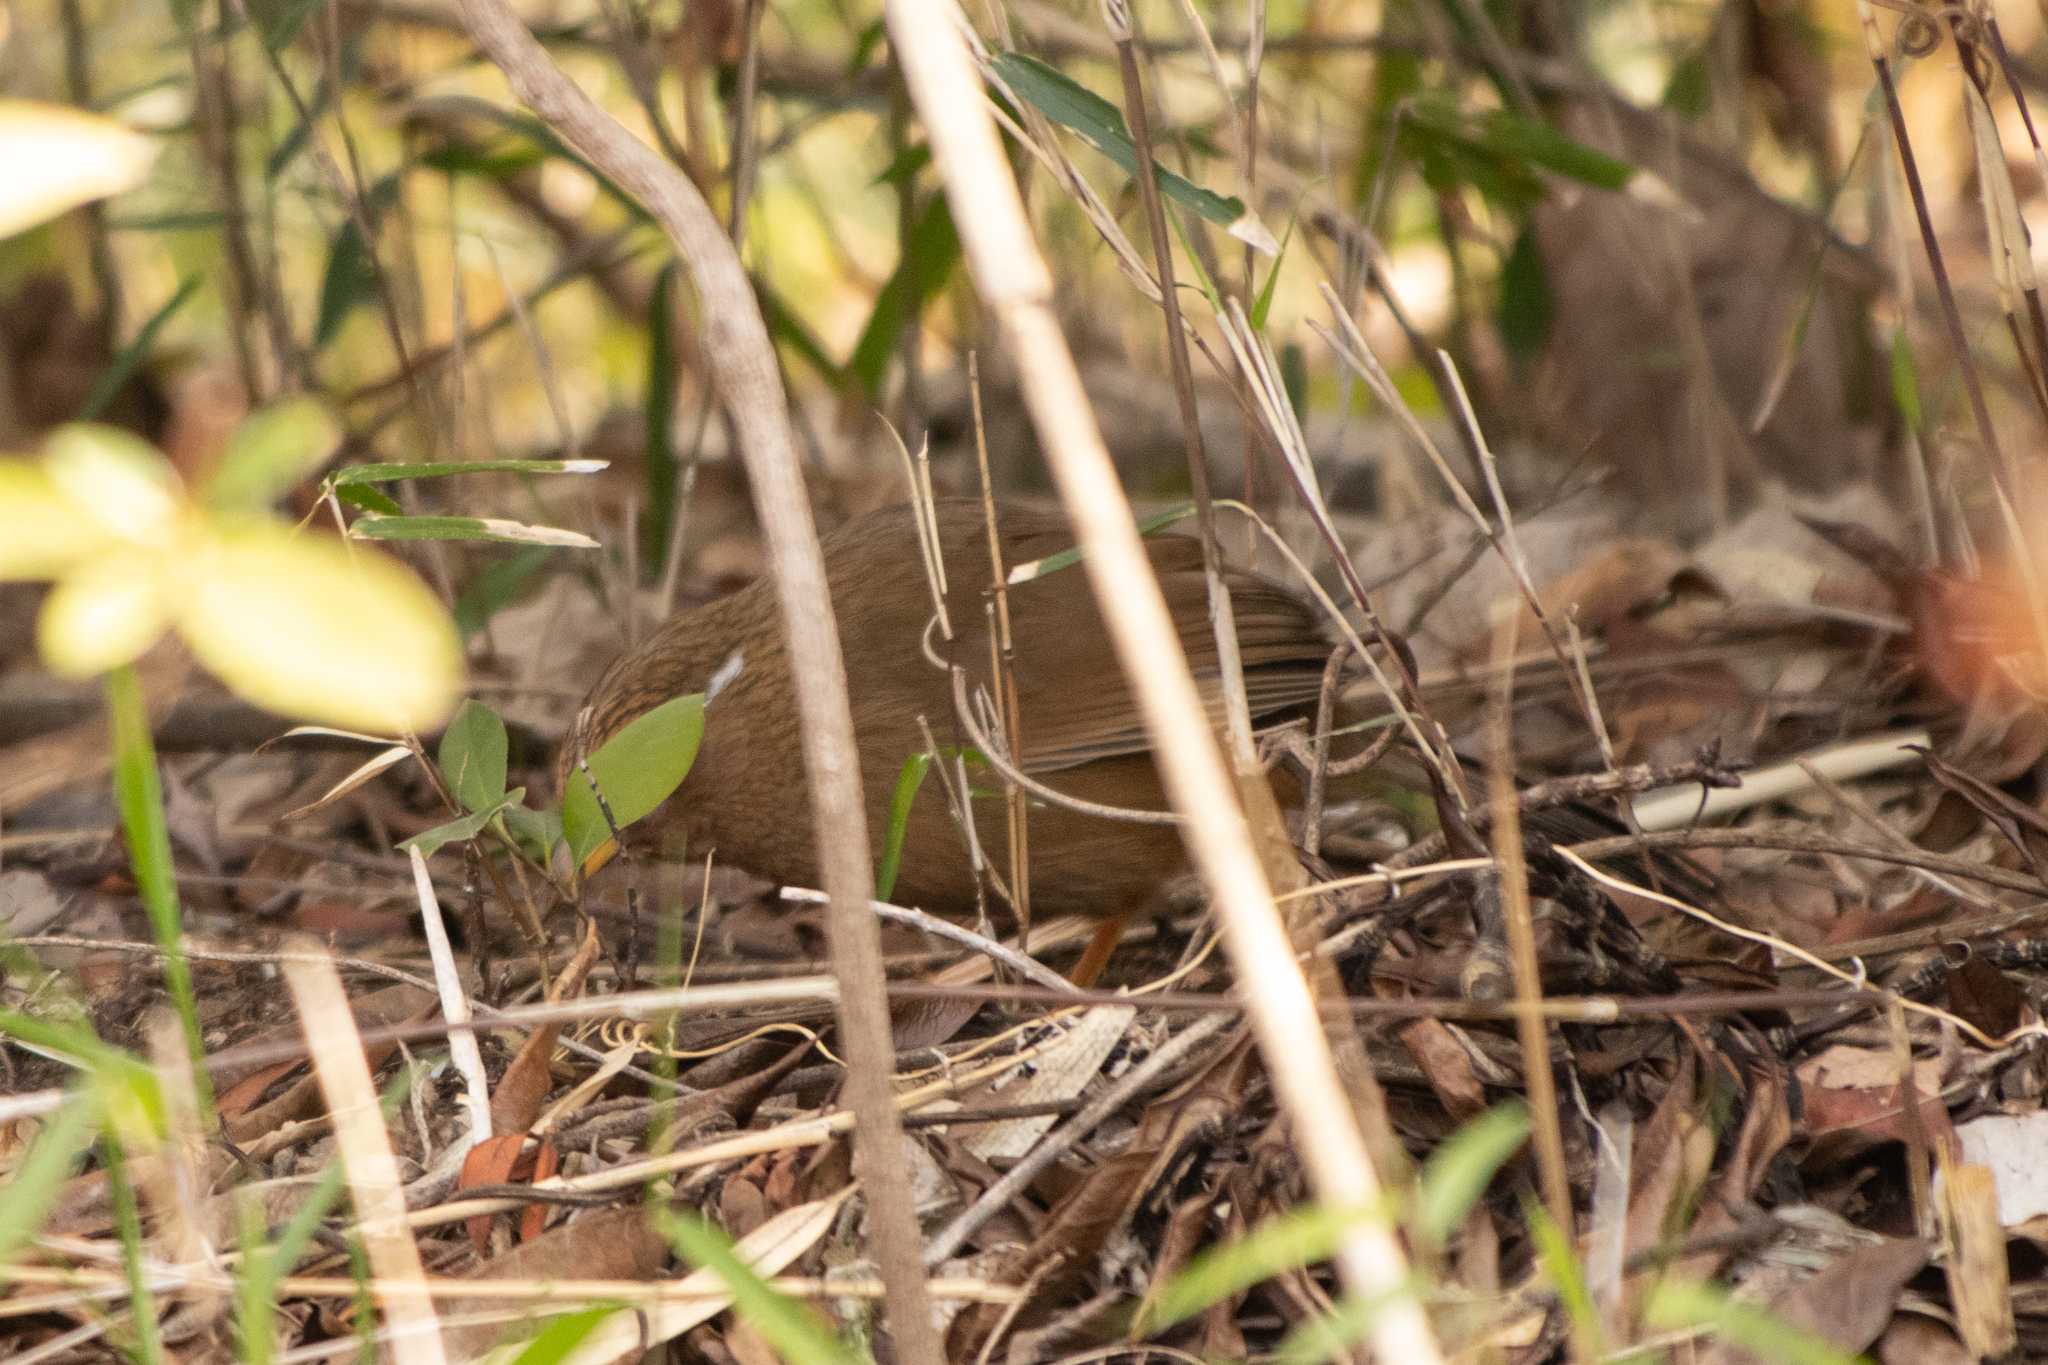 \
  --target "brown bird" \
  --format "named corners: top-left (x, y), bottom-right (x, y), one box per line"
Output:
top-left (565, 498), bottom-right (1337, 923)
